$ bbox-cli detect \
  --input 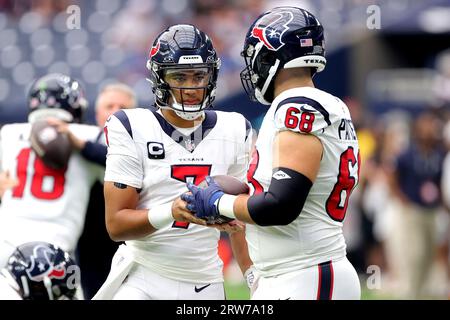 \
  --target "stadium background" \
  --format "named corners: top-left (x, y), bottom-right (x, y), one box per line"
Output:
top-left (1, 0), bottom-right (450, 299)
